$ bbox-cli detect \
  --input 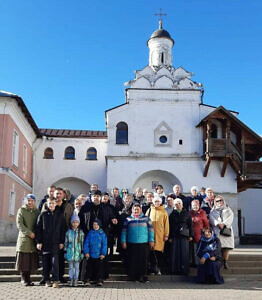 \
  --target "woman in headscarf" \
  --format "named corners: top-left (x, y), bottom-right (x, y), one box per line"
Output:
top-left (15, 194), bottom-right (40, 286)
top-left (196, 227), bottom-right (224, 284)
top-left (146, 196), bottom-right (169, 275)
top-left (189, 200), bottom-right (209, 266)
top-left (169, 198), bottom-right (193, 275)
top-left (209, 195), bottom-right (234, 269)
